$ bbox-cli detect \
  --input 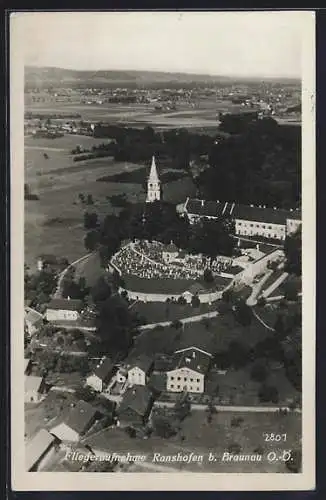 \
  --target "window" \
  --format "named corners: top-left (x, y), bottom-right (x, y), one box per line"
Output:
top-left (190, 386), bottom-right (193, 391)
top-left (190, 378), bottom-right (193, 382)
top-left (238, 222), bottom-right (242, 226)
top-left (177, 385), bottom-right (180, 389)
top-left (171, 376), bottom-right (174, 380)
top-left (262, 225), bottom-right (265, 229)
top-left (170, 384), bottom-right (174, 389)
top-left (197, 386), bottom-right (200, 392)
top-left (250, 224), bottom-right (253, 227)
top-left (197, 378), bottom-right (200, 383)
top-left (177, 377), bottom-right (181, 381)
top-left (184, 377), bottom-right (187, 382)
